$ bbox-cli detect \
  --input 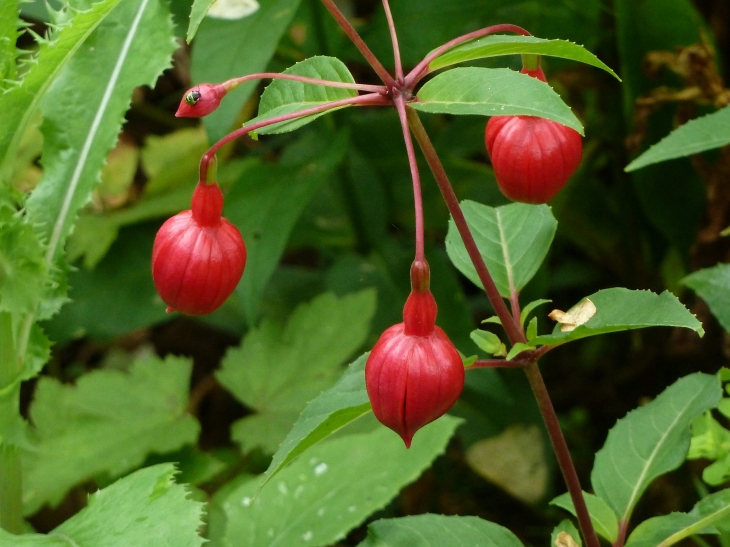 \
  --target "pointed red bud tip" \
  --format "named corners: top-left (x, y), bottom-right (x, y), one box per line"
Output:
top-left (485, 64), bottom-right (582, 204)
top-left (152, 182), bottom-right (246, 315)
top-left (365, 289), bottom-right (465, 447)
top-left (175, 83), bottom-right (226, 118)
